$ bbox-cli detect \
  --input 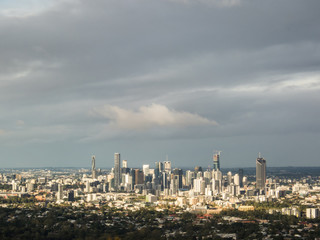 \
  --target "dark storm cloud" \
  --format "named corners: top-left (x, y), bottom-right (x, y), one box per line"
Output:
top-left (0, 0), bottom-right (320, 167)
